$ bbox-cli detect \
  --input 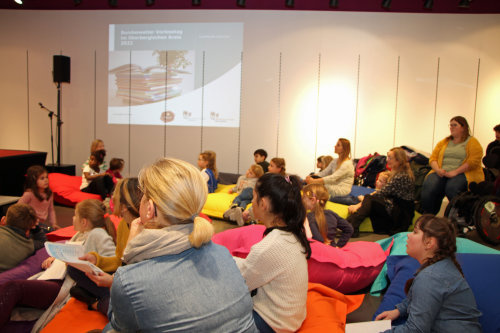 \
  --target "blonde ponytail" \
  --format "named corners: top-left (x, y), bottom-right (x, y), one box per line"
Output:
top-left (189, 216), bottom-right (214, 248)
